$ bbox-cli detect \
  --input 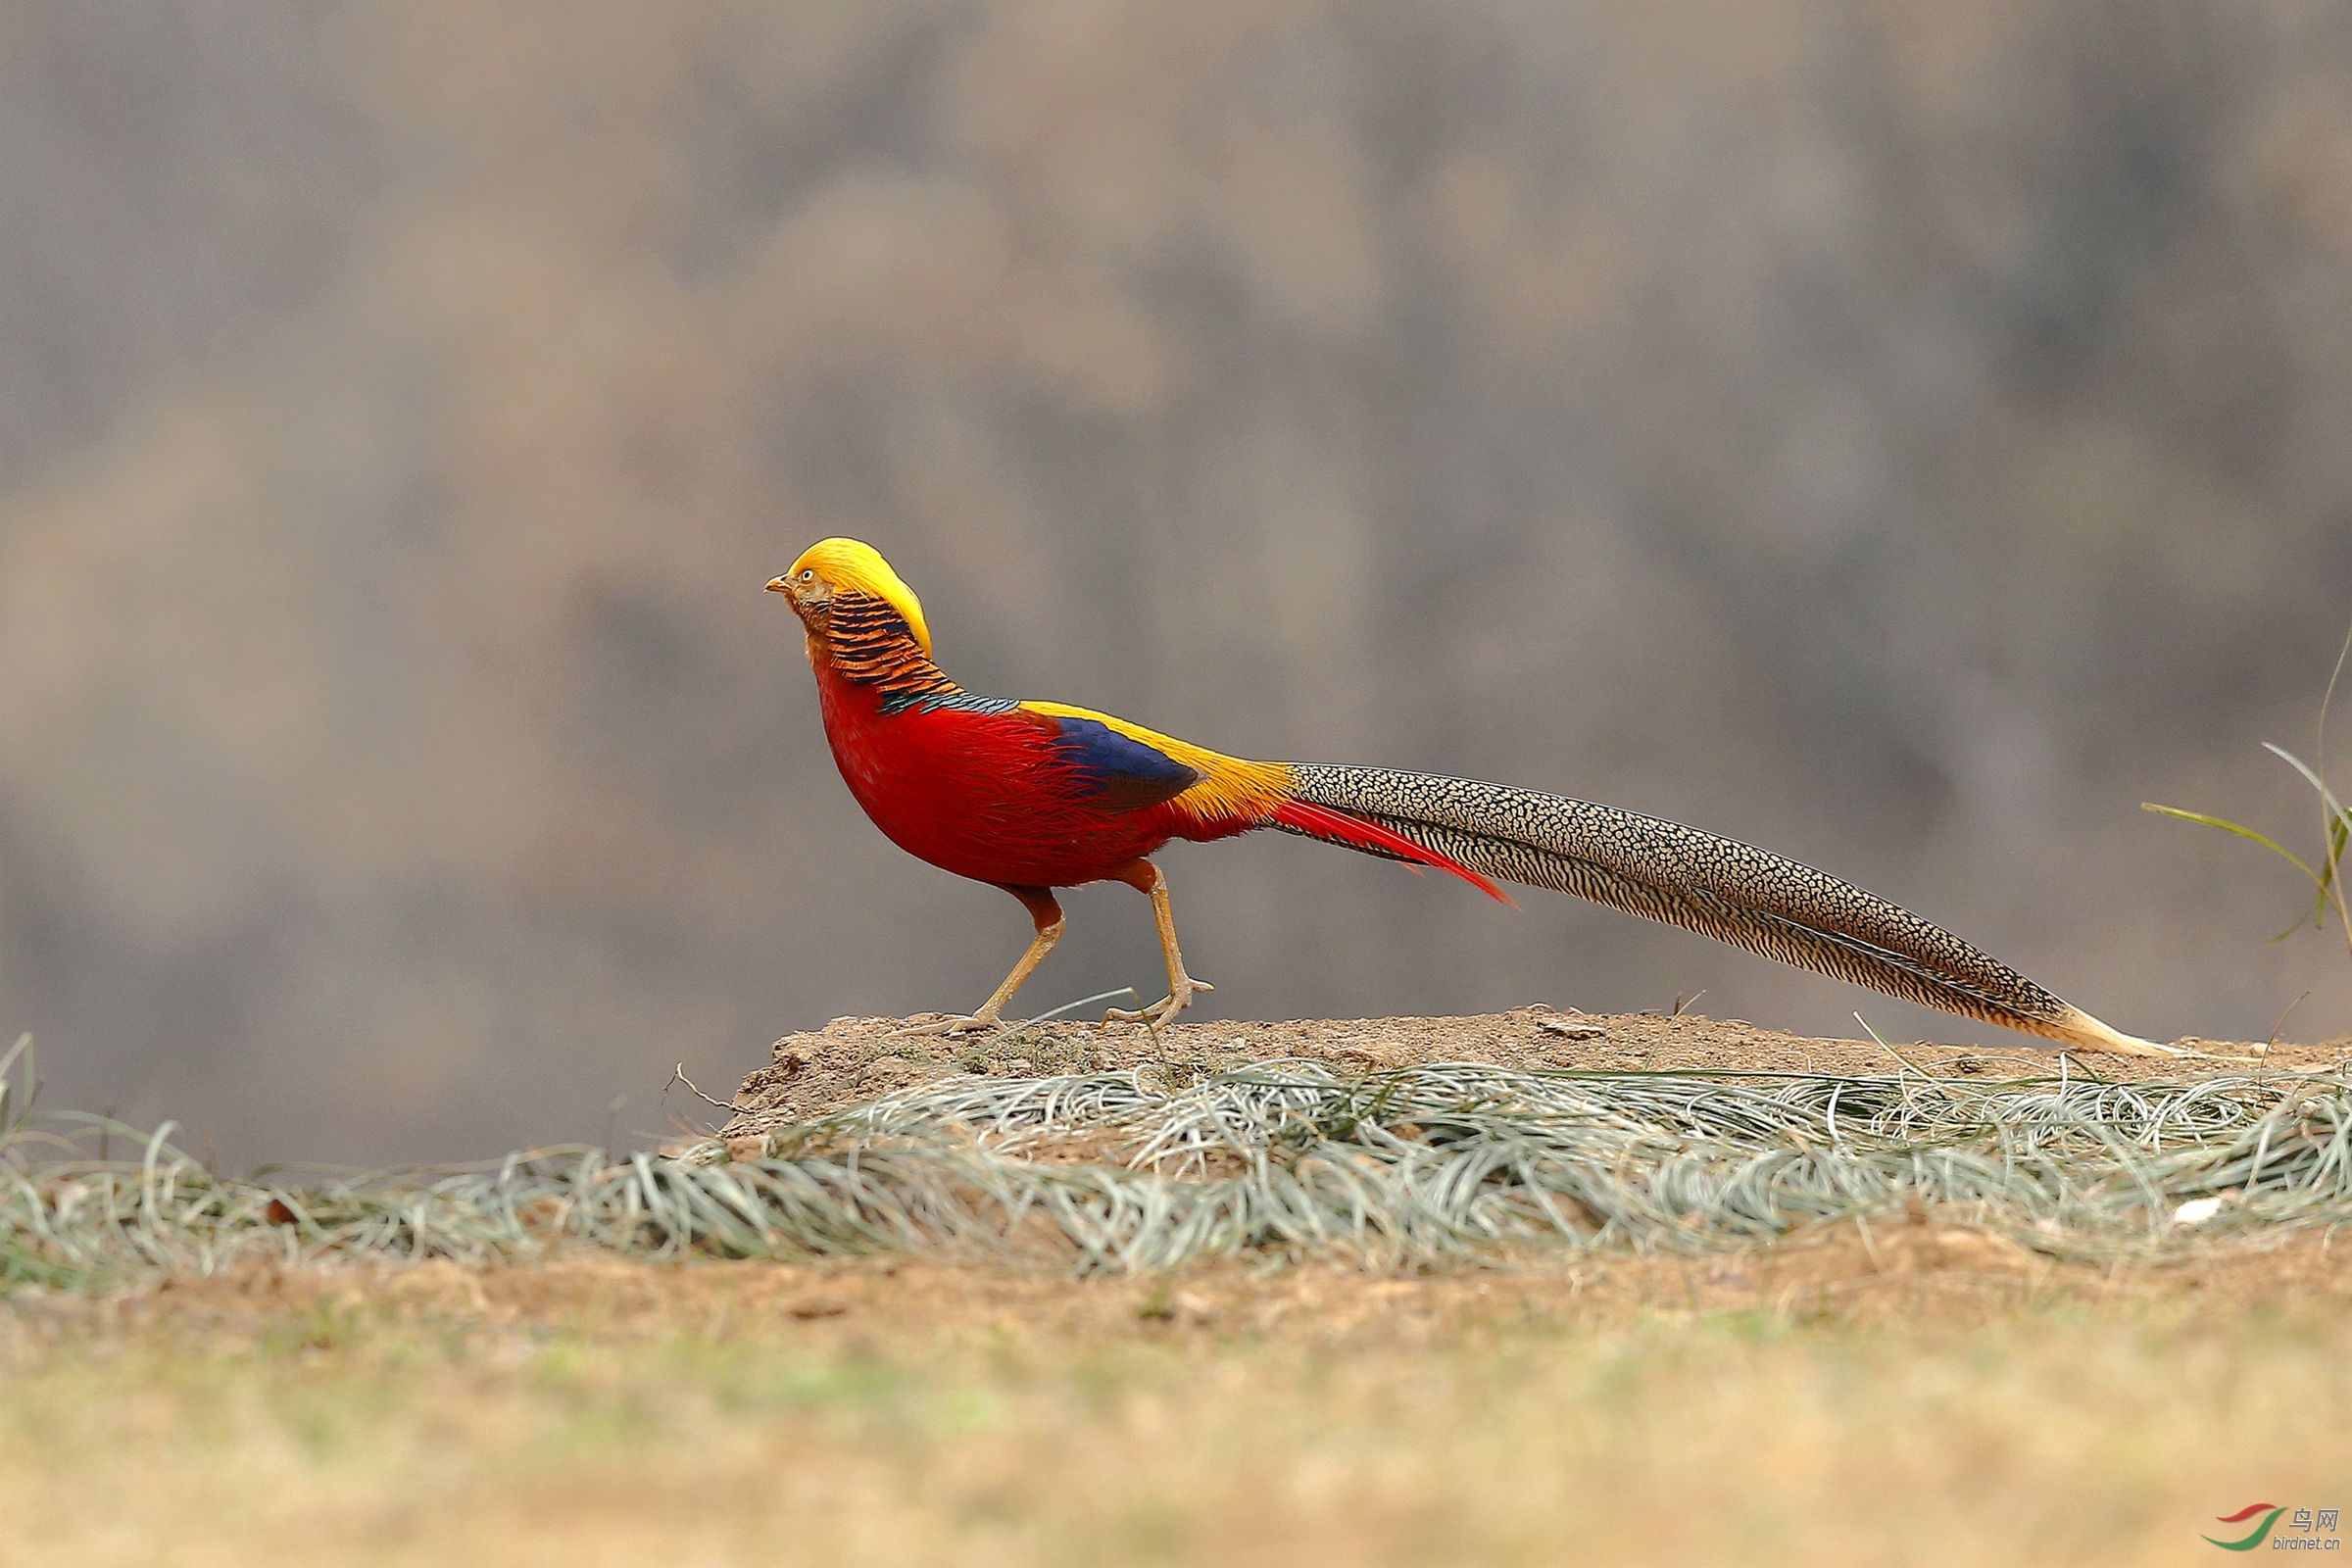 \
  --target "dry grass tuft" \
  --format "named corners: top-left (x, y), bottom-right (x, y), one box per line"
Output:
top-left (8, 1032), bottom-right (2350, 1290)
